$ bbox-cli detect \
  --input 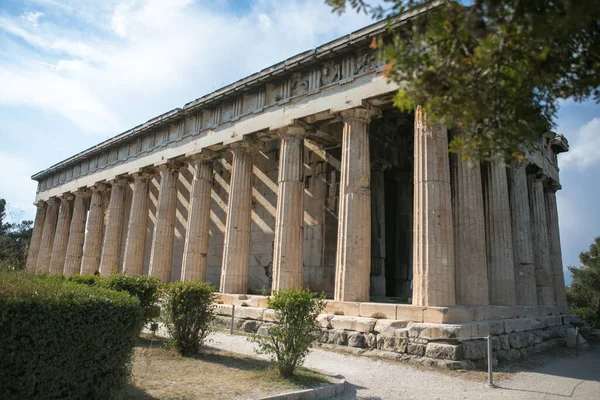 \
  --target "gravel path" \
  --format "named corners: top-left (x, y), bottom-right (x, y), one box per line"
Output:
top-left (207, 331), bottom-right (600, 400)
